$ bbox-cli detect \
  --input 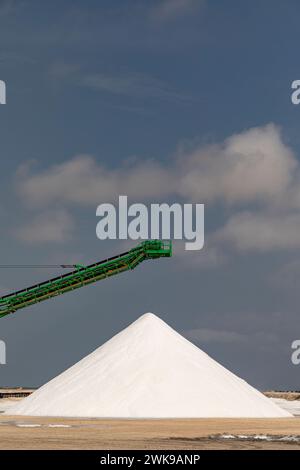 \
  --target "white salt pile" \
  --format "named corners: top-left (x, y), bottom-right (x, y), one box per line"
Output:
top-left (7, 313), bottom-right (291, 418)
